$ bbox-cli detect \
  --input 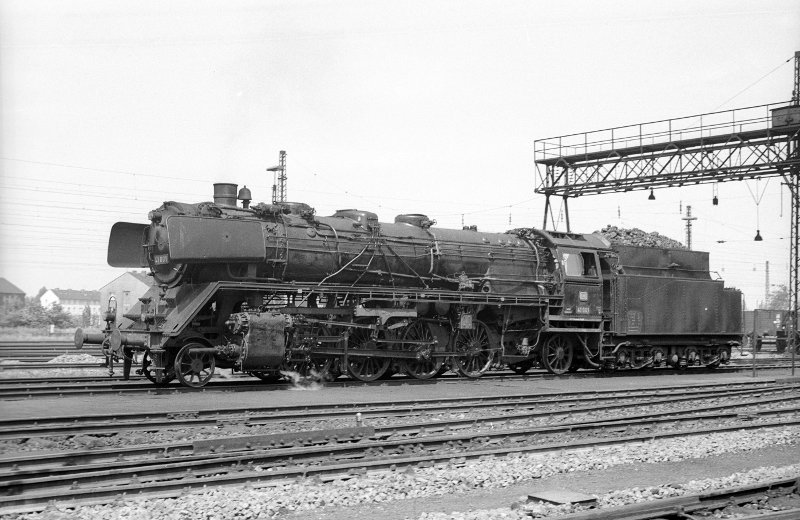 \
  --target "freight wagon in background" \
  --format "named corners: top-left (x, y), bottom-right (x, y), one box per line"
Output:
top-left (744, 309), bottom-right (791, 352)
top-left (75, 183), bottom-right (744, 387)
